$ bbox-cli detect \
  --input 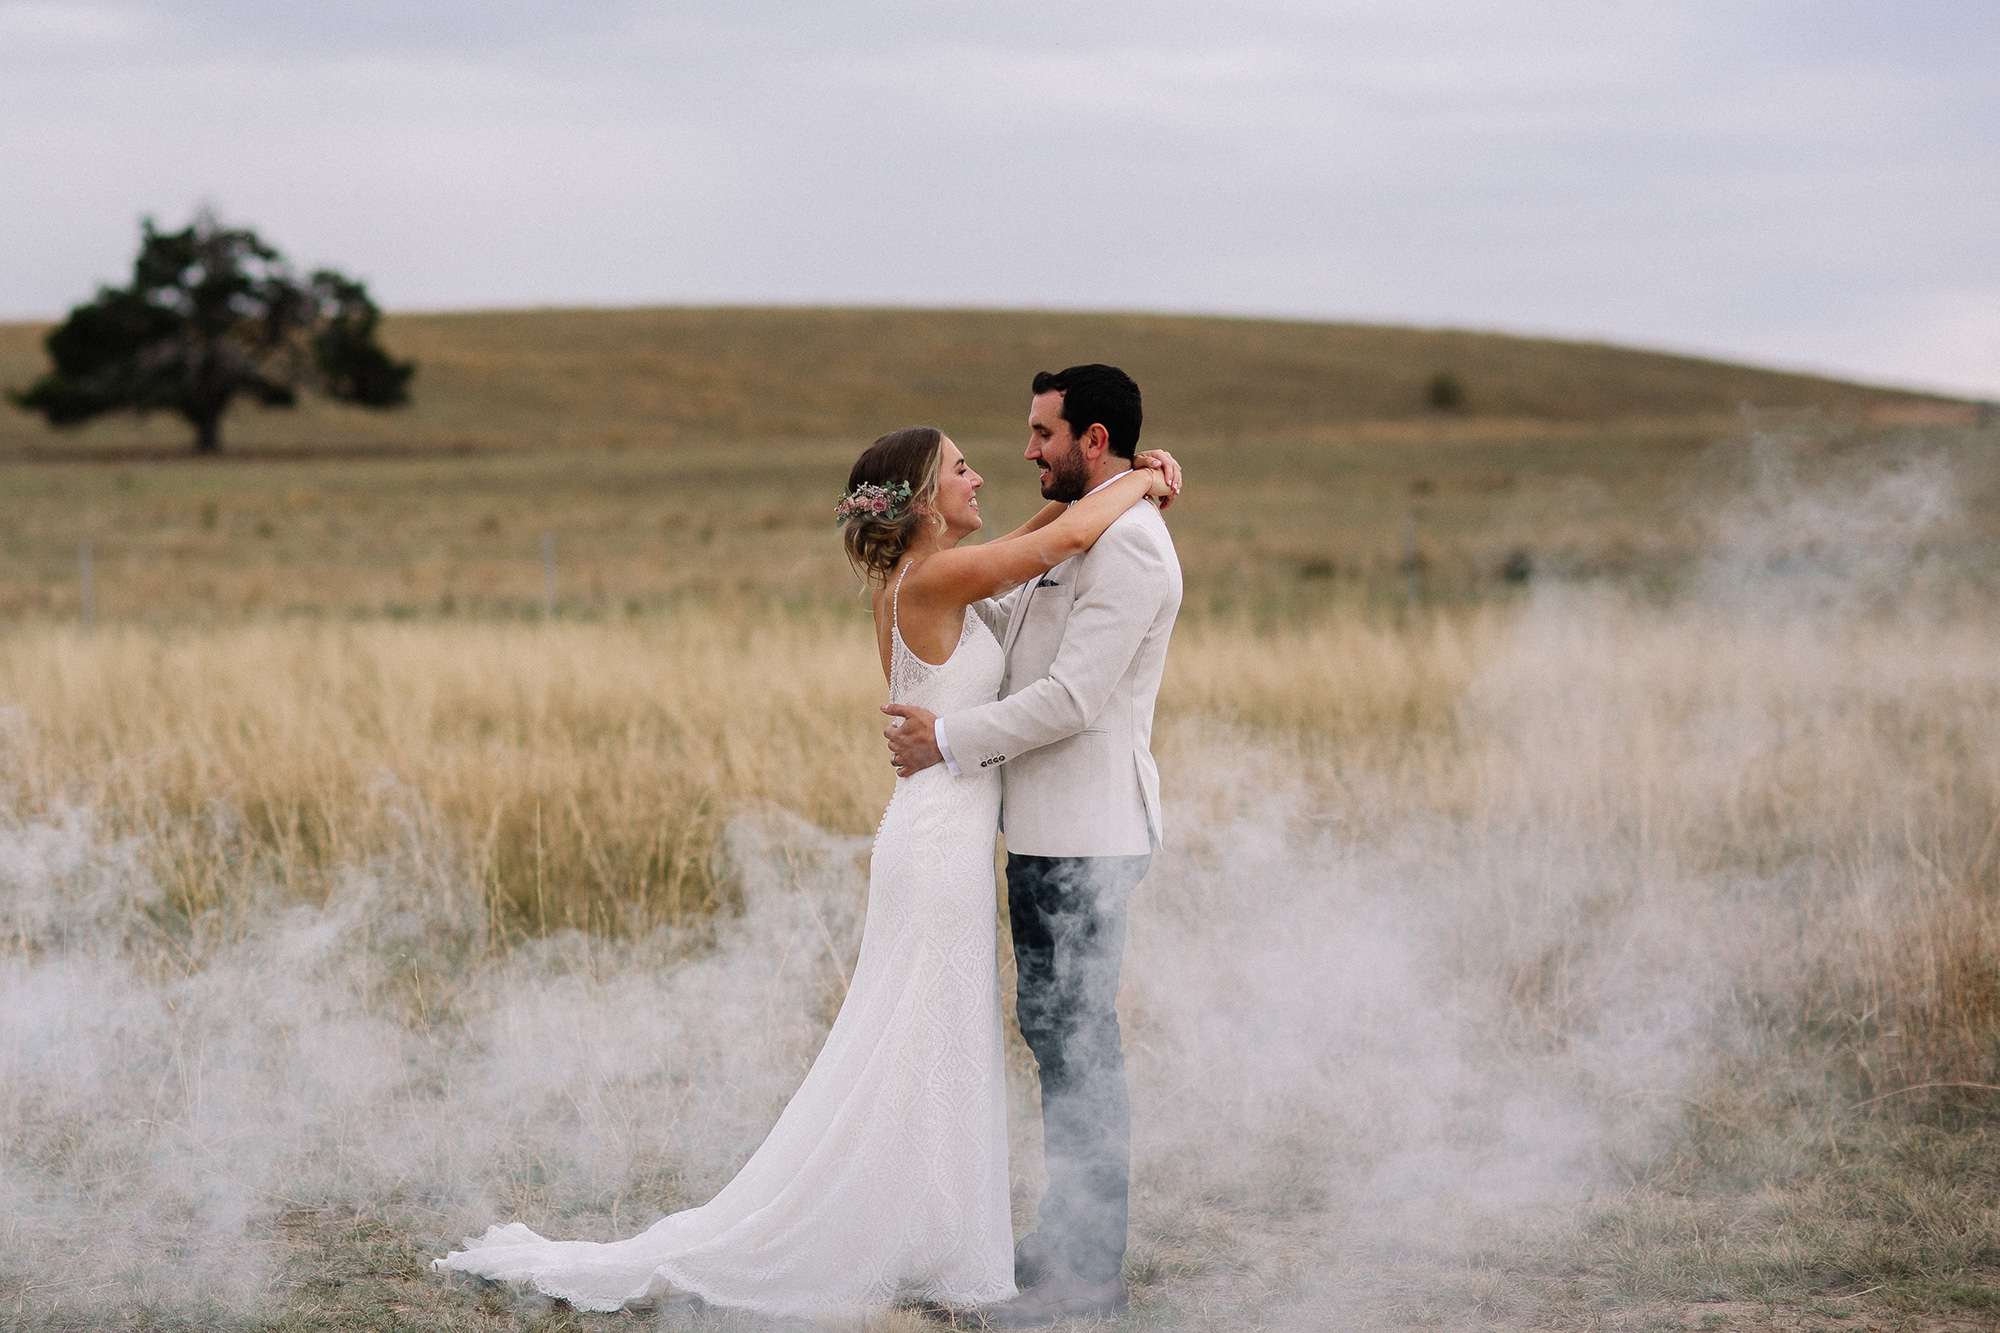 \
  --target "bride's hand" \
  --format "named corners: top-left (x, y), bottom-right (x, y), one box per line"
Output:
top-left (1135, 449), bottom-right (1182, 508)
